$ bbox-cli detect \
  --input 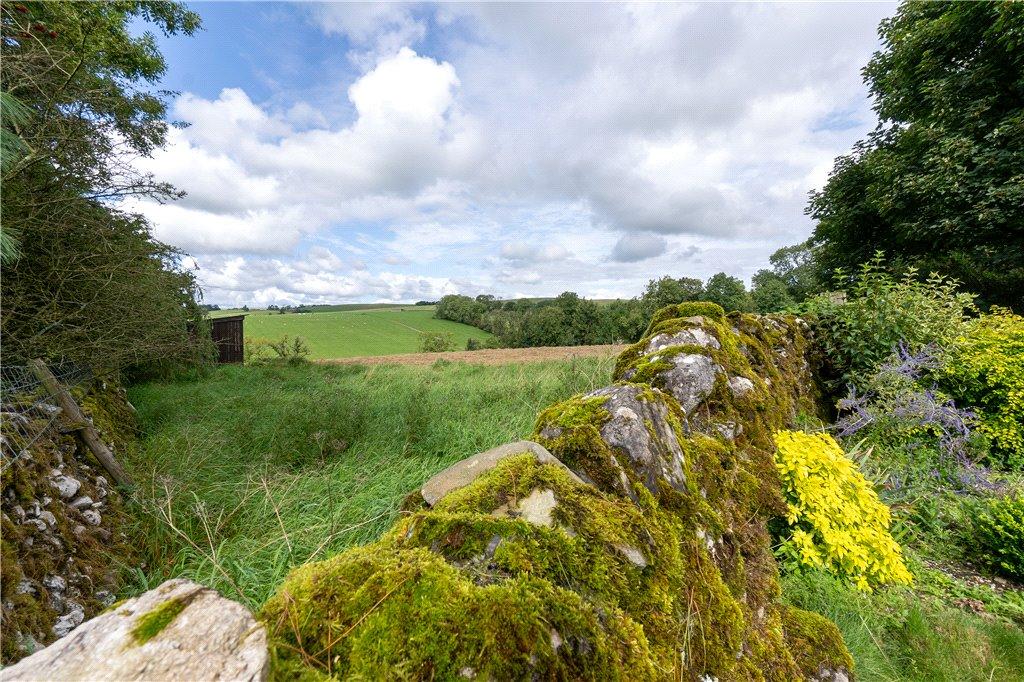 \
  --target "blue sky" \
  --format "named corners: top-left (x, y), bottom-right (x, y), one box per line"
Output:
top-left (130, 2), bottom-right (896, 306)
